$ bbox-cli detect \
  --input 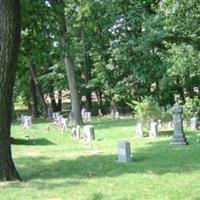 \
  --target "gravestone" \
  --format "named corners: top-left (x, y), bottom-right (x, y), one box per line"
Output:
top-left (71, 127), bottom-right (77, 137)
top-left (81, 108), bottom-right (86, 120)
top-left (84, 125), bottom-right (95, 142)
top-left (171, 103), bottom-right (188, 145)
top-left (48, 107), bottom-right (52, 118)
top-left (149, 122), bottom-right (158, 138)
top-left (61, 118), bottom-right (68, 134)
top-left (115, 111), bottom-right (119, 119)
top-left (85, 112), bottom-right (91, 121)
top-left (135, 123), bottom-right (143, 138)
top-left (76, 125), bottom-right (81, 139)
top-left (117, 140), bottom-right (131, 163)
top-left (23, 116), bottom-right (32, 129)
top-left (190, 117), bottom-right (198, 130)
top-left (98, 109), bottom-right (103, 116)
